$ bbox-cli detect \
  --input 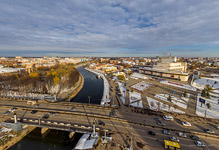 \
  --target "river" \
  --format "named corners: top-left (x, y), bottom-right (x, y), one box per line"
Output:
top-left (71, 67), bottom-right (104, 104)
top-left (9, 67), bottom-right (104, 150)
